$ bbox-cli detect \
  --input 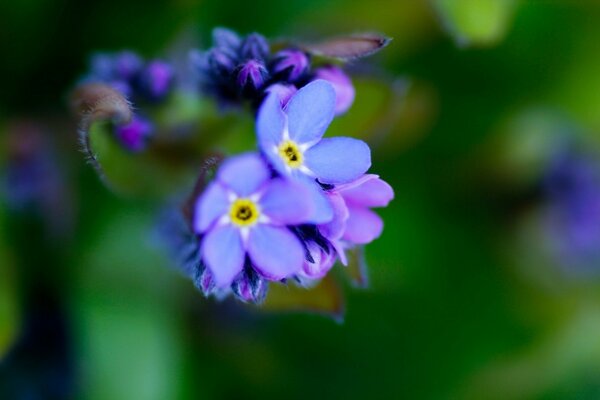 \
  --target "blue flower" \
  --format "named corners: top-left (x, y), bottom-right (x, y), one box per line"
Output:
top-left (193, 153), bottom-right (325, 288)
top-left (257, 79), bottom-right (371, 184)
